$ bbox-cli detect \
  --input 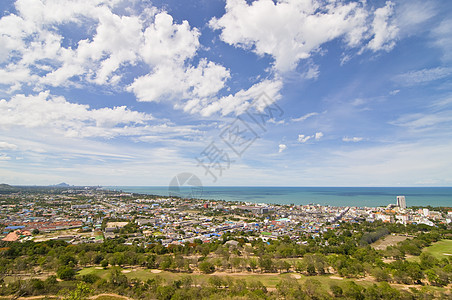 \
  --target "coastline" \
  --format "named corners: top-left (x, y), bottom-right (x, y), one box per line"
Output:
top-left (104, 186), bottom-right (452, 208)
